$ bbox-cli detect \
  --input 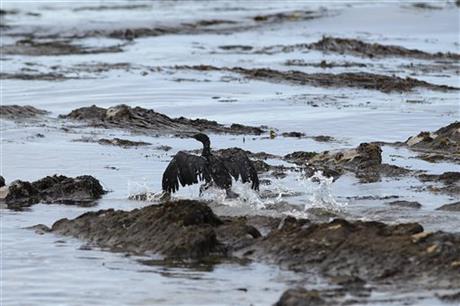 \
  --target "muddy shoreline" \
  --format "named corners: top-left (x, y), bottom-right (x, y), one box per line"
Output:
top-left (35, 199), bottom-right (460, 305)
